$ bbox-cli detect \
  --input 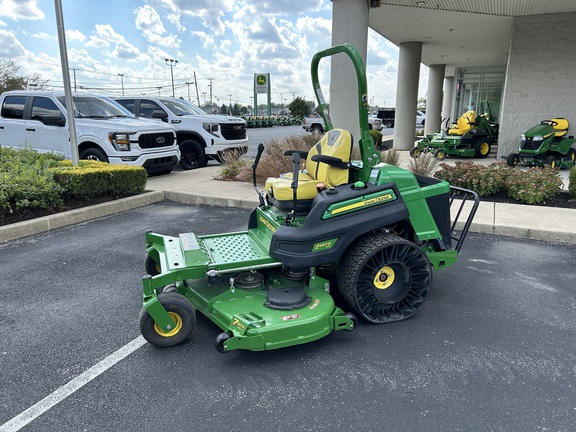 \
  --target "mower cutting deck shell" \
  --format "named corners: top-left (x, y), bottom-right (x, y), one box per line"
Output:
top-left (138, 44), bottom-right (479, 352)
